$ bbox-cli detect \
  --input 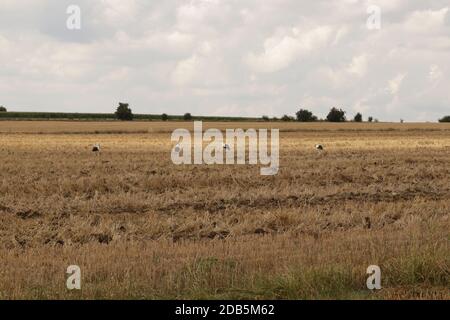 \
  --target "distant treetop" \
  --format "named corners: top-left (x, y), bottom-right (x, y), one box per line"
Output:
top-left (295, 109), bottom-right (318, 122)
top-left (326, 107), bottom-right (346, 122)
top-left (281, 114), bottom-right (294, 121)
top-left (354, 112), bottom-right (363, 122)
top-left (0, 106), bottom-right (7, 112)
top-left (439, 115), bottom-right (450, 123)
top-left (115, 102), bottom-right (133, 121)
